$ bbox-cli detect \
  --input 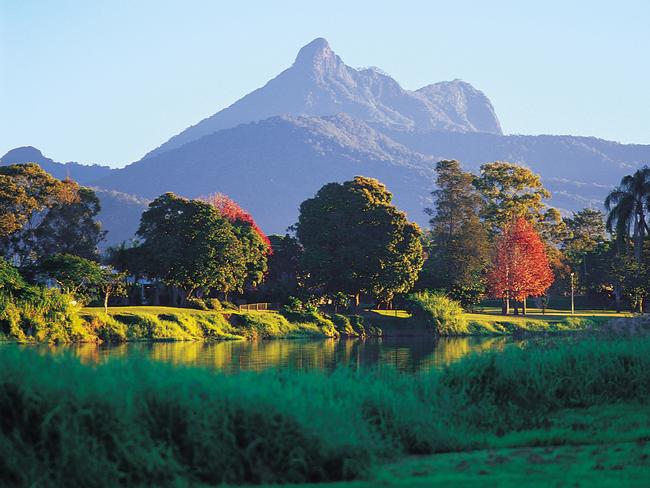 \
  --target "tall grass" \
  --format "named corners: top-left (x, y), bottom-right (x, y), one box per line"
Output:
top-left (405, 290), bottom-right (467, 334)
top-left (2, 335), bottom-right (650, 485)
